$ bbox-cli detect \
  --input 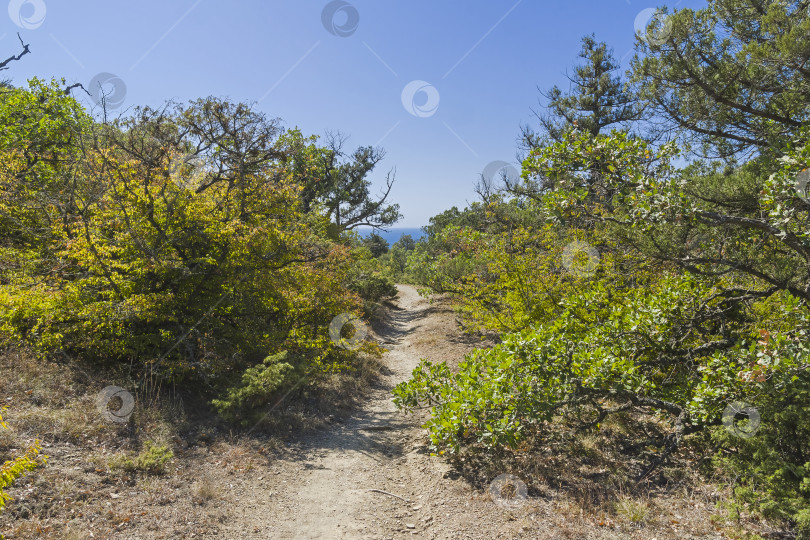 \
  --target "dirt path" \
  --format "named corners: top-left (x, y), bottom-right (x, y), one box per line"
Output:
top-left (217, 284), bottom-right (548, 539)
top-left (3, 284), bottom-right (535, 540)
top-left (275, 285), bottom-right (432, 538)
top-left (215, 284), bottom-right (645, 539)
top-left (222, 284), bottom-right (456, 538)
top-left (0, 283), bottom-right (538, 540)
